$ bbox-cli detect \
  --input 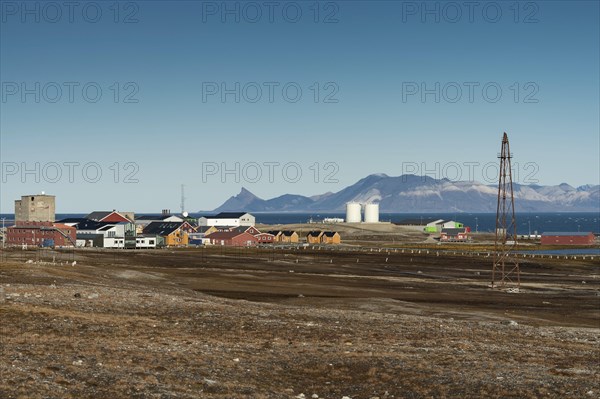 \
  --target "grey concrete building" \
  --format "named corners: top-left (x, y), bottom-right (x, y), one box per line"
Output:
top-left (15, 194), bottom-right (56, 222)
